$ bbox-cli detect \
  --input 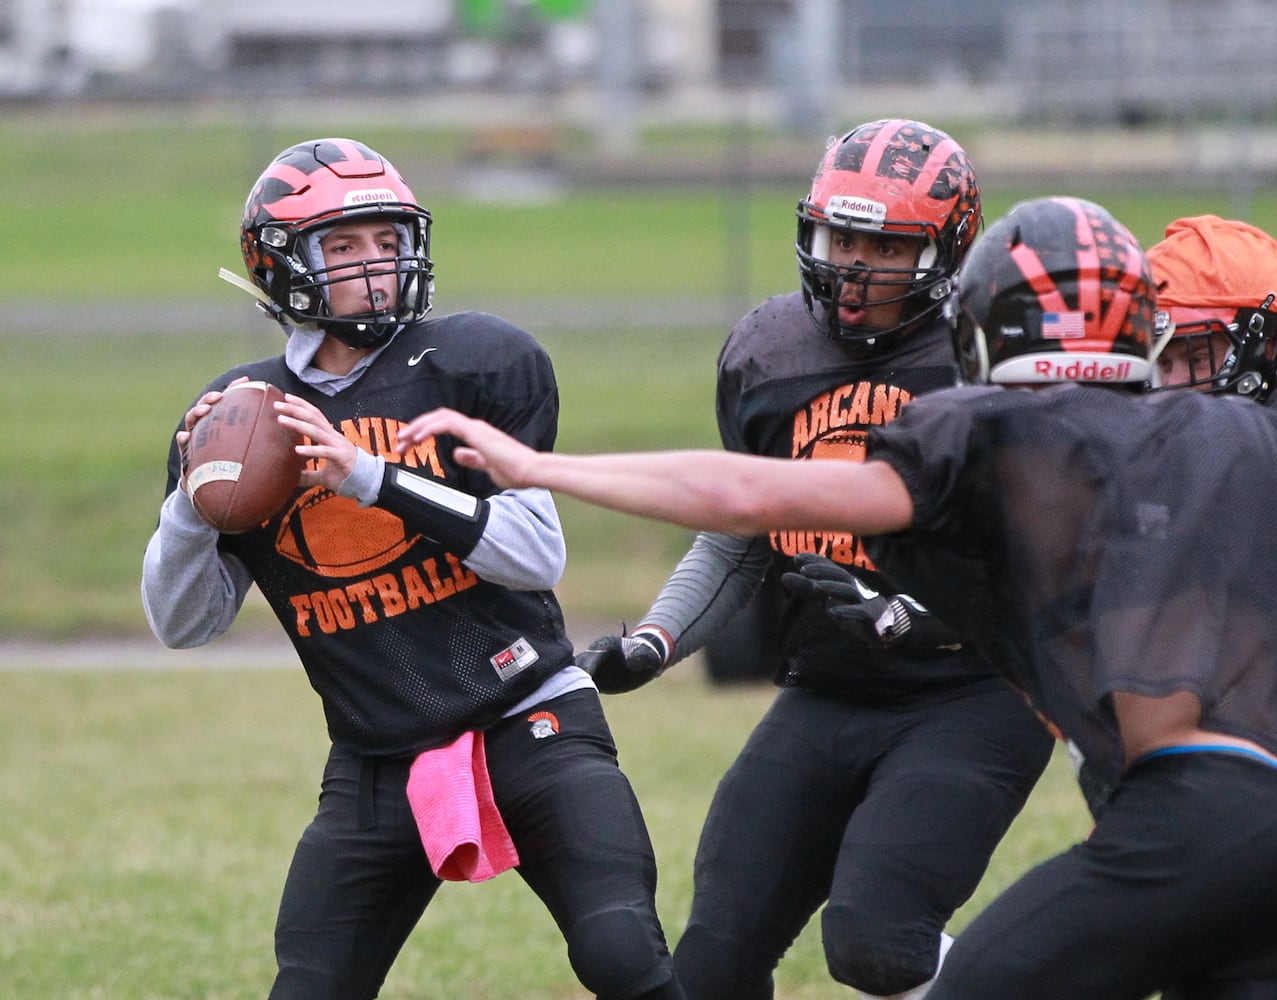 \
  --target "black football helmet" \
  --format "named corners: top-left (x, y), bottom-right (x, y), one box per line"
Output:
top-left (239, 138), bottom-right (434, 349)
top-left (796, 119), bottom-right (982, 353)
top-left (1146, 215), bottom-right (1277, 401)
top-left (952, 197), bottom-right (1157, 386)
